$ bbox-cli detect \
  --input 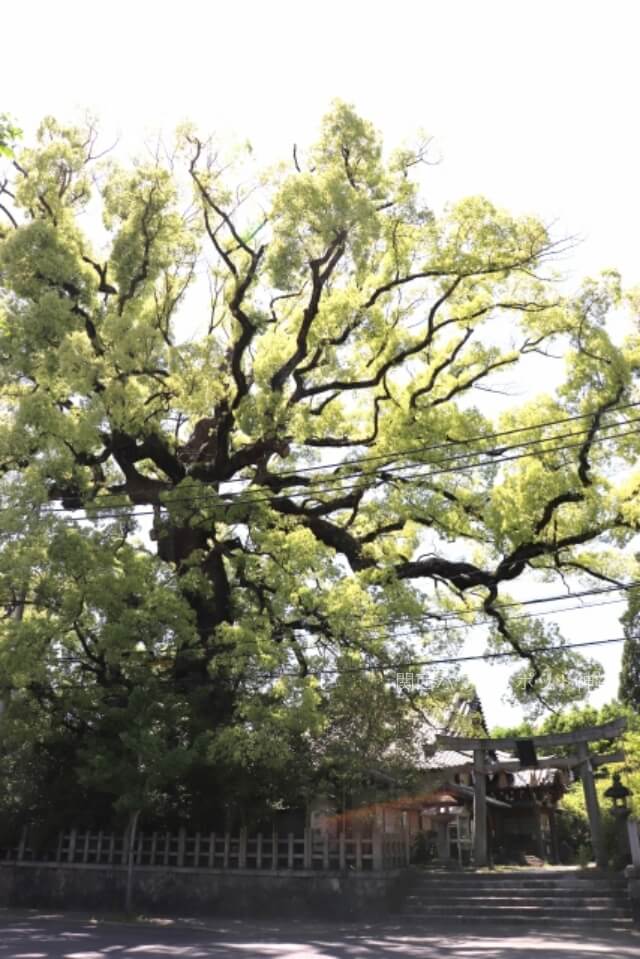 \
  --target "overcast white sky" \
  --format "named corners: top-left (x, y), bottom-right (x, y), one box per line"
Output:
top-left (4, 0), bottom-right (640, 727)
